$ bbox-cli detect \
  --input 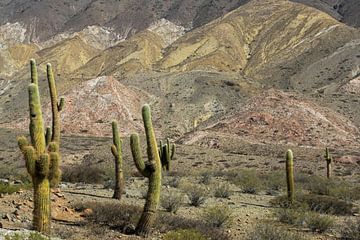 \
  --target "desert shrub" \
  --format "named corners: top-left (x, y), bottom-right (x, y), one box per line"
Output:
top-left (0, 182), bottom-right (31, 194)
top-left (4, 232), bottom-right (49, 240)
top-left (163, 229), bottom-right (207, 240)
top-left (261, 171), bottom-right (285, 192)
top-left (157, 213), bottom-right (230, 240)
top-left (214, 183), bottom-right (231, 198)
top-left (299, 194), bottom-right (355, 215)
top-left (228, 169), bottom-right (262, 194)
top-left (74, 201), bottom-right (141, 230)
top-left (62, 164), bottom-right (109, 184)
top-left (274, 208), bottom-right (306, 226)
top-left (201, 205), bottom-right (233, 228)
top-left (199, 171), bottom-right (212, 185)
top-left (246, 223), bottom-right (306, 240)
top-left (183, 184), bottom-right (208, 207)
top-left (298, 175), bottom-right (360, 201)
top-left (340, 218), bottom-right (360, 240)
top-left (271, 194), bottom-right (355, 215)
top-left (306, 213), bottom-right (334, 233)
top-left (161, 190), bottom-right (184, 213)
top-left (165, 176), bottom-right (182, 188)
